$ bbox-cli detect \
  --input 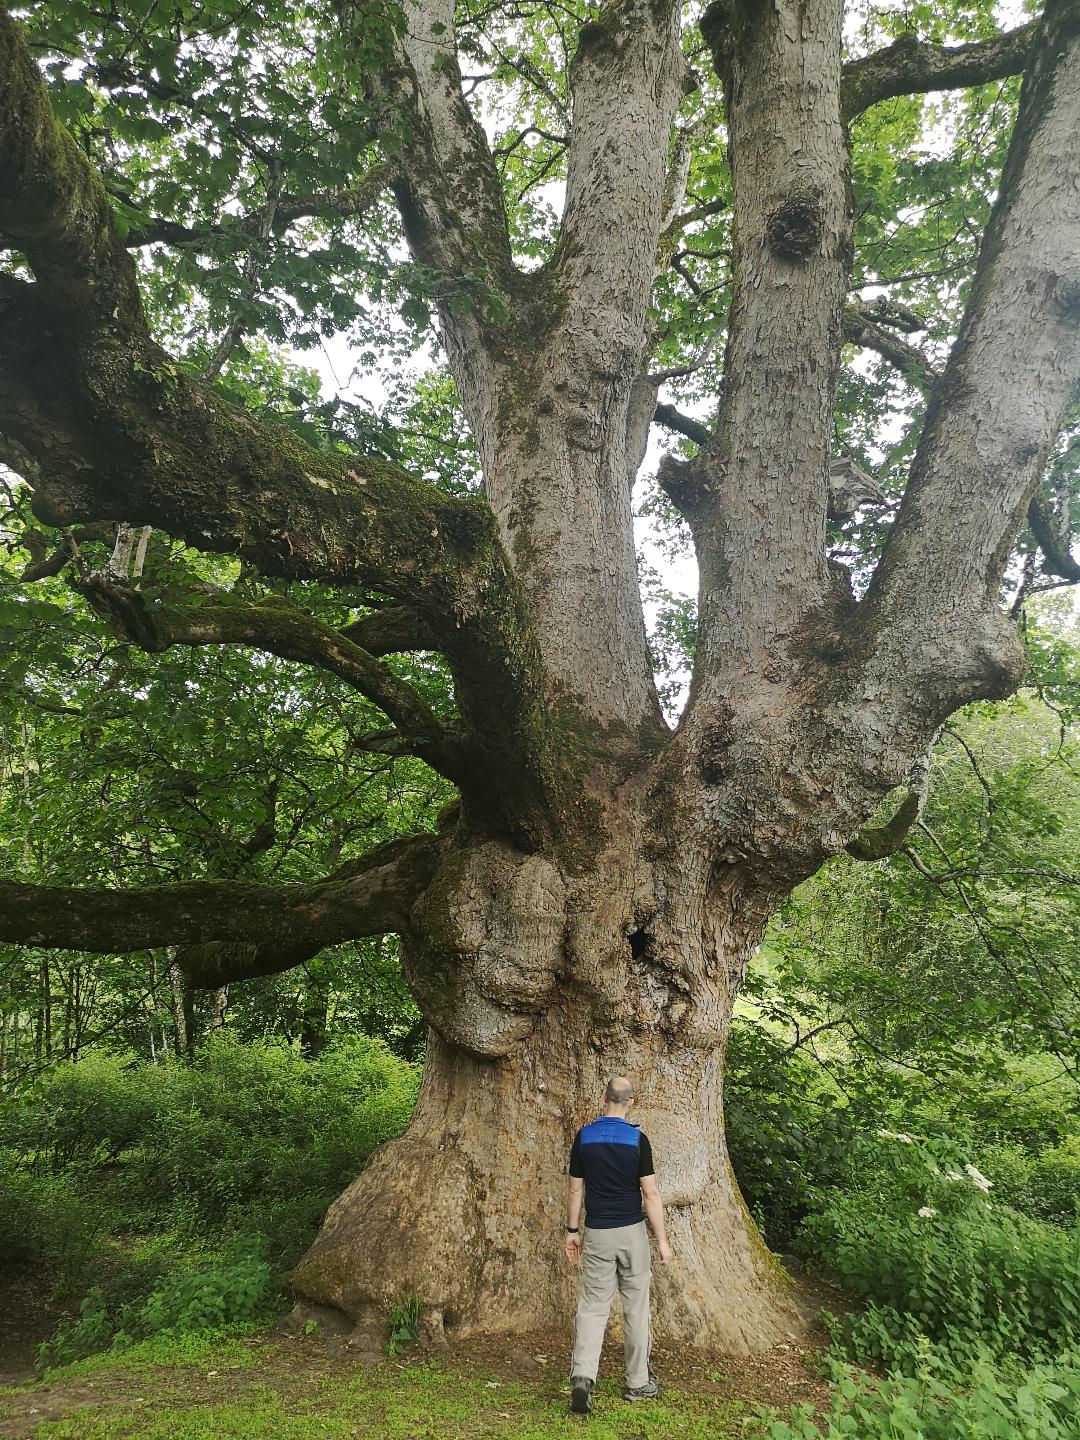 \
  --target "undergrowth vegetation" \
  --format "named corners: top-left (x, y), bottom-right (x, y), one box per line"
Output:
top-left (727, 1020), bottom-right (1080, 1439)
top-left (0, 1036), bottom-right (418, 1366)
